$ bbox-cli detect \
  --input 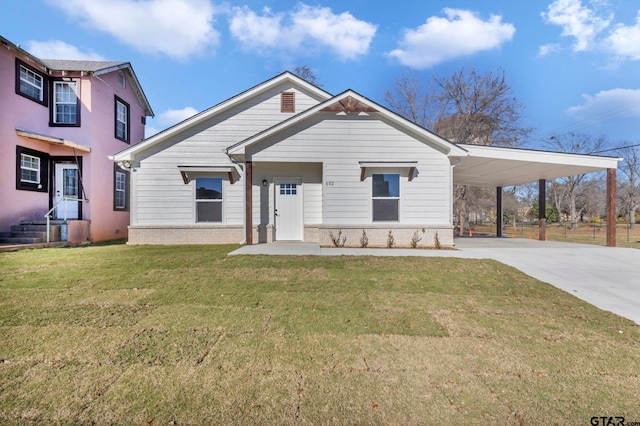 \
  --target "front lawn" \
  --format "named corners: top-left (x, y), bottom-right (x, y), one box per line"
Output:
top-left (1, 244), bottom-right (638, 424)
